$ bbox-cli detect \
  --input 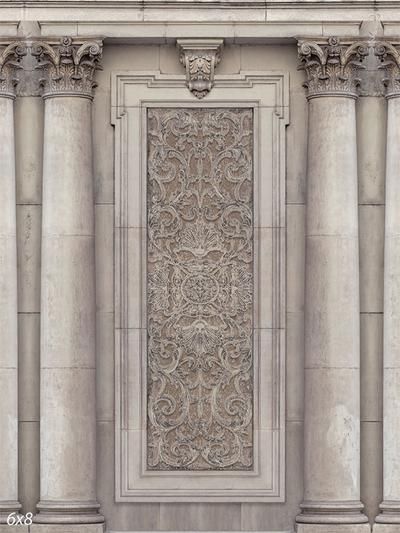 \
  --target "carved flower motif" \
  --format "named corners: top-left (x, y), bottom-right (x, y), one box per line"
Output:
top-left (179, 319), bottom-right (221, 354)
top-left (178, 223), bottom-right (221, 258)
